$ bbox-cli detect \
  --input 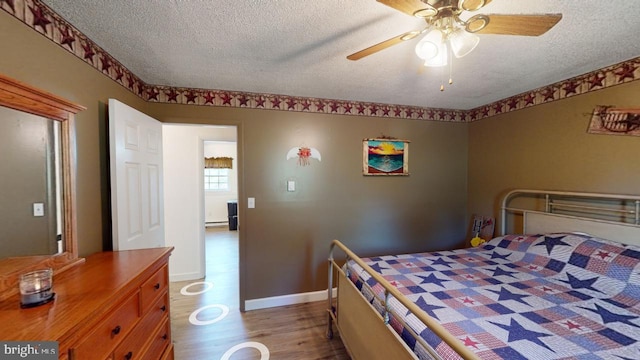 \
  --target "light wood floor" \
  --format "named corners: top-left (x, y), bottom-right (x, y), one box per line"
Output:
top-left (170, 226), bottom-right (350, 359)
